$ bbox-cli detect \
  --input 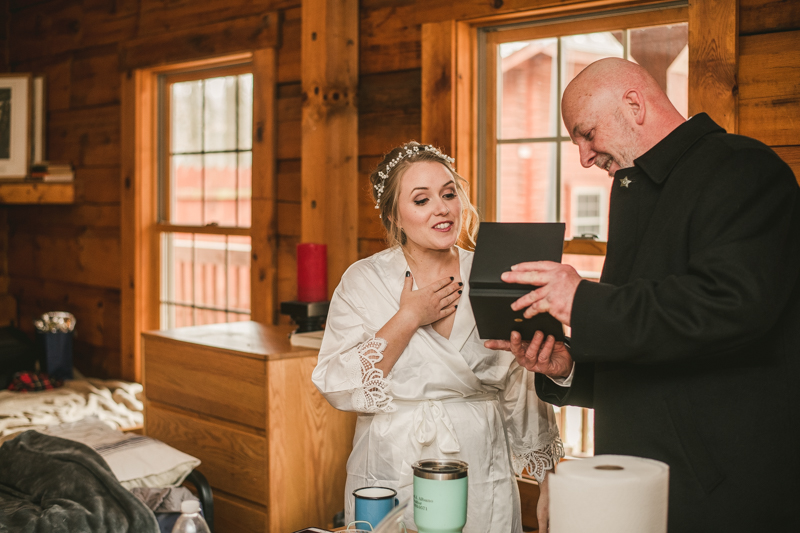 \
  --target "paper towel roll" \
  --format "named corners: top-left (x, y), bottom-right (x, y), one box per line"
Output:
top-left (549, 454), bottom-right (669, 533)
